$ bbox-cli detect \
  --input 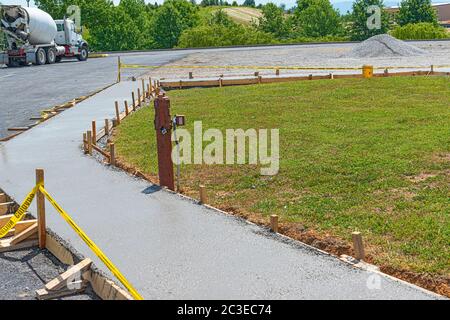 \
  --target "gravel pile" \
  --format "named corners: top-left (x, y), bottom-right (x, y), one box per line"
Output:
top-left (345, 34), bottom-right (427, 58)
